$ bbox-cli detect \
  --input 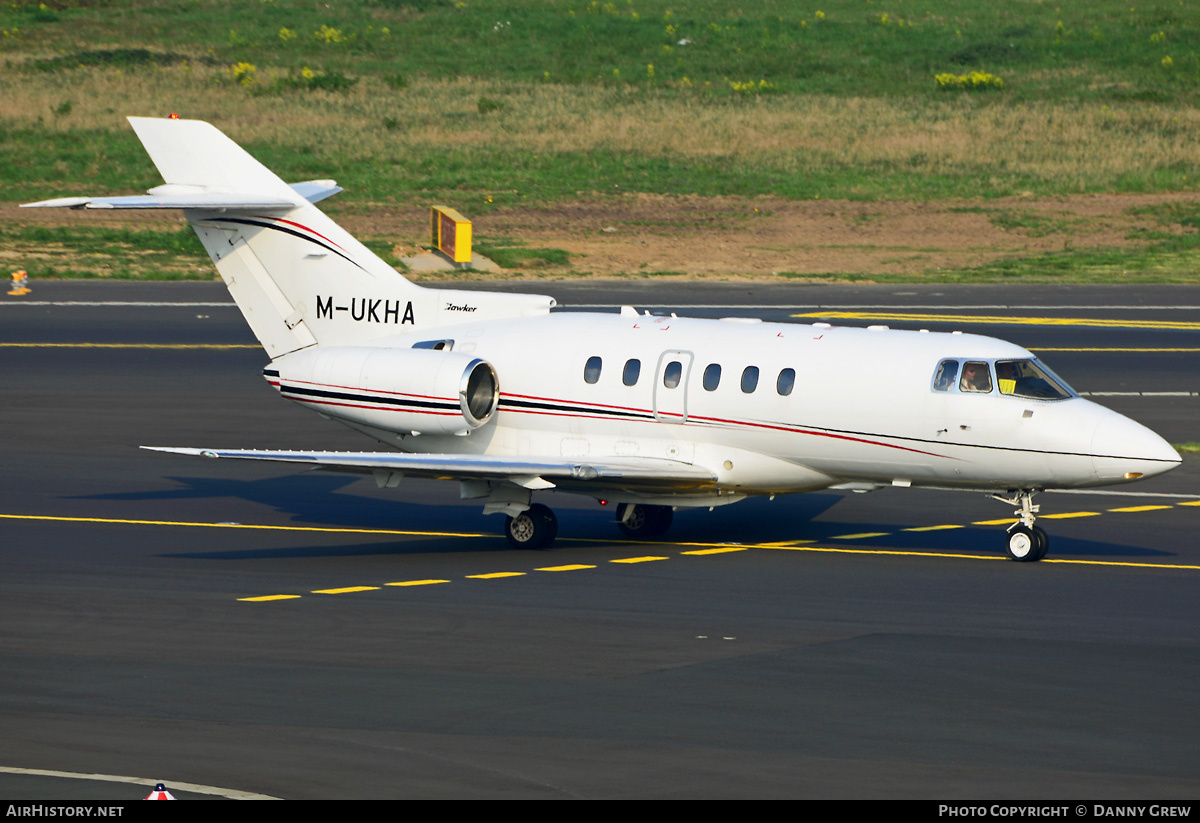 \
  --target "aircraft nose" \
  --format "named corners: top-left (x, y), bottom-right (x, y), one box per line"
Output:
top-left (1091, 413), bottom-right (1181, 482)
